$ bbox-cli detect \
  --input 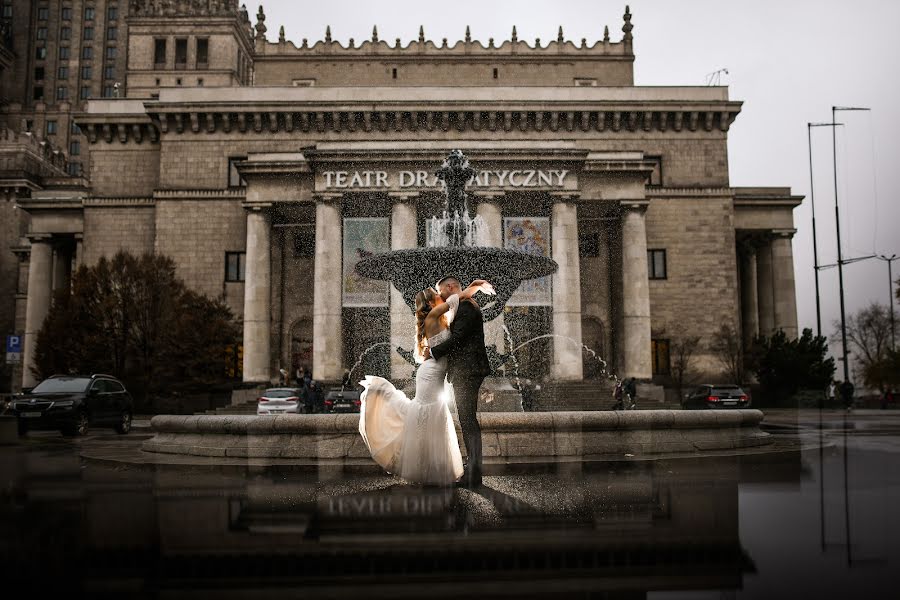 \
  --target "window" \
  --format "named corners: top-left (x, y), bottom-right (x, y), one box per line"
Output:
top-left (33, 86), bottom-right (44, 100)
top-left (106, 27), bottom-right (116, 40)
top-left (392, 67), bottom-right (397, 79)
top-left (175, 77), bottom-right (181, 85)
top-left (58, 65), bottom-right (68, 79)
top-left (84, 7), bottom-right (95, 20)
top-left (82, 46), bottom-right (93, 59)
top-left (67, 162), bottom-right (81, 176)
top-left (36, 47), bottom-right (47, 60)
top-left (56, 86), bottom-right (68, 100)
top-left (60, 27), bottom-right (71, 40)
top-left (46, 120), bottom-right (57, 135)
top-left (61, 7), bottom-right (72, 20)
top-left (175, 38), bottom-right (187, 68)
top-left (103, 85), bottom-right (113, 97)
top-left (81, 65), bottom-right (92, 79)
top-left (79, 85), bottom-right (90, 99)
top-left (651, 339), bottom-right (670, 376)
top-left (493, 67), bottom-right (498, 79)
top-left (83, 27), bottom-right (93, 40)
top-left (34, 67), bottom-right (45, 80)
top-left (197, 78), bottom-right (203, 86)
top-left (578, 232), bottom-right (600, 258)
top-left (648, 249), bottom-right (667, 280)
top-left (196, 38), bottom-right (208, 67)
top-left (71, 122), bottom-right (80, 134)
top-left (225, 252), bottom-right (246, 282)
top-left (25, 119), bottom-right (33, 132)
top-left (38, 7), bottom-right (48, 20)
top-left (2, 4), bottom-right (12, 19)
top-left (36, 27), bottom-right (47, 40)
top-left (59, 46), bottom-right (70, 59)
top-left (292, 79), bottom-right (315, 87)
top-left (107, 5), bottom-right (117, 20)
top-left (70, 140), bottom-right (80, 155)
top-left (227, 157), bottom-right (246, 187)
top-left (154, 38), bottom-right (166, 67)
top-left (105, 46), bottom-right (116, 59)
top-left (104, 65), bottom-right (114, 79)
